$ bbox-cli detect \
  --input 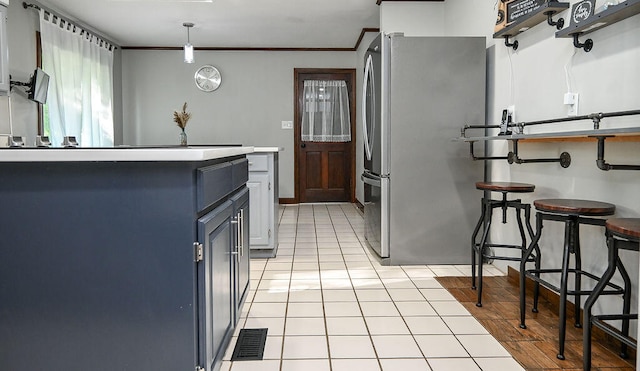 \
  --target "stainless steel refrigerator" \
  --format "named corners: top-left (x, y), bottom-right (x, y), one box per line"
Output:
top-left (362, 33), bottom-right (486, 265)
